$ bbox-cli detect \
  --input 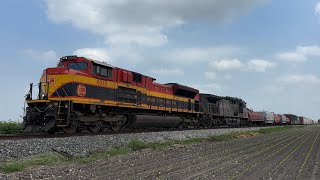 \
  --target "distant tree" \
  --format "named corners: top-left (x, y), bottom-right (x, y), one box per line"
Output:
top-left (318, 119), bottom-right (320, 124)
